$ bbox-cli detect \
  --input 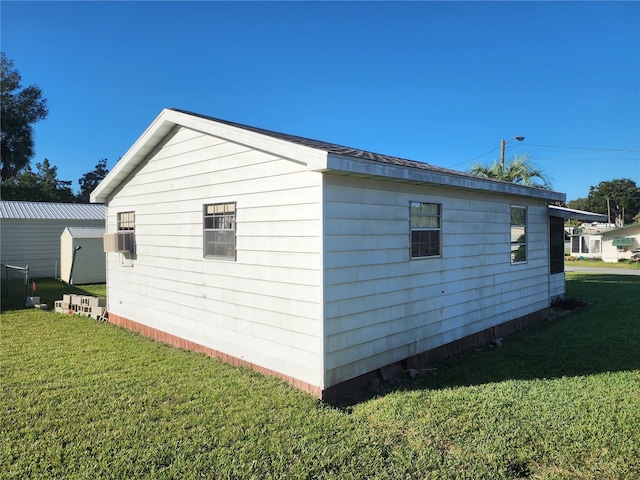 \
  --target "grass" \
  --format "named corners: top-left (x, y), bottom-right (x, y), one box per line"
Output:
top-left (0, 278), bottom-right (106, 312)
top-left (1, 273), bottom-right (639, 479)
top-left (565, 257), bottom-right (640, 270)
